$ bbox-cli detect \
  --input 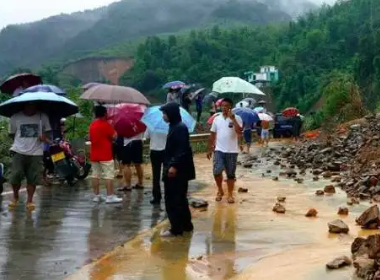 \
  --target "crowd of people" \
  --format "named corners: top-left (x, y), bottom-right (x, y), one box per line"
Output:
top-left (5, 83), bottom-right (275, 238)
